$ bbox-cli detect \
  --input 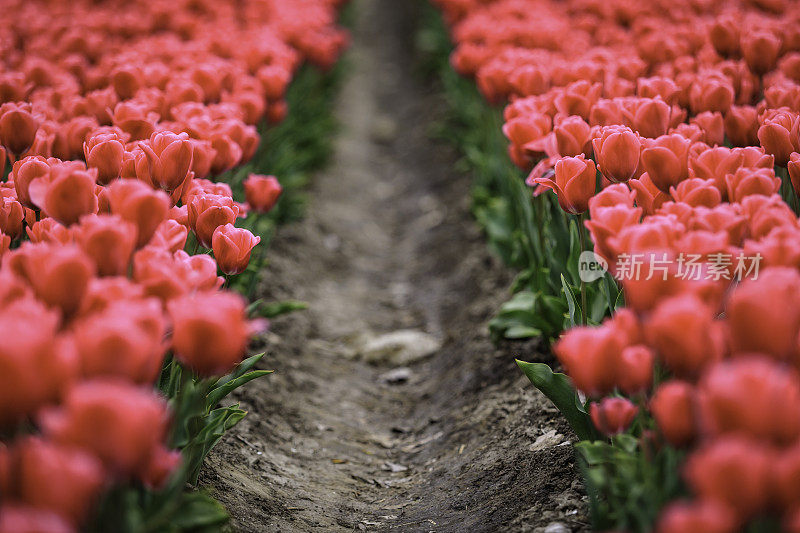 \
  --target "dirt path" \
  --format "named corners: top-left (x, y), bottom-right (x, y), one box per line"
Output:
top-left (202, 1), bottom-right (588, 531)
